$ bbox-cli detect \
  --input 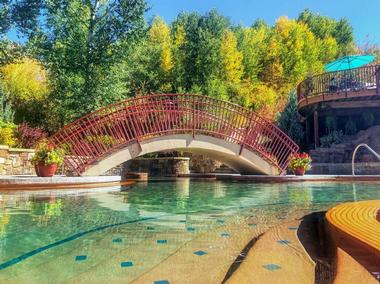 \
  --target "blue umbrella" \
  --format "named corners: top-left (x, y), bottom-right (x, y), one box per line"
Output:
top-left (325, 55), bottom-right (376, 72)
